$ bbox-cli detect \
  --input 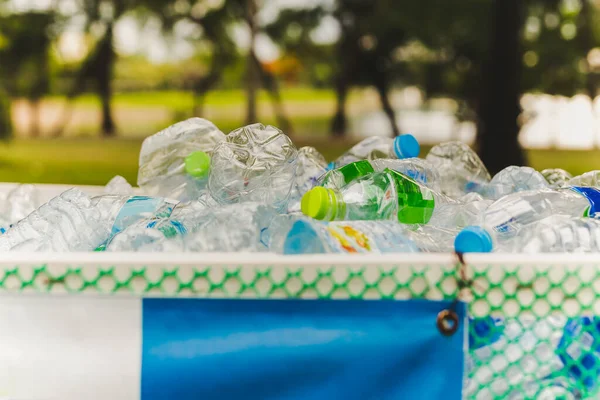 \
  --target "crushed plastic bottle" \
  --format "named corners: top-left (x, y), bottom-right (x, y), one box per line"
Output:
top-left (510, 215), bottom-right (600, 253)
top-left (541, 168), bottom-right (573, 189)
top-left (425, 141), bottom-right (491, 197)
top-left (0, 184), bottom-right (40, 231)
top-left (138, 118), bottom-right (225, 201)
top-left (370, 158), bottom-right (440, 190)
top-left (182, 202), bottom-right (278, 252)
top-left (568, 170), bottom-right (600, 188)
top-left (316, 160), bottom-right (375, 190)
top-left (333, 134), bottom-right (420, 167)
top-left (208, 123), bottom-right (298, 211)
top-left (288, 146), bottom-right (328, 213)
top-left (302, 169), bottom-right (456, 224)
top-left (280, 219), bottom-right (418, 254)
top-left (454, 187), bottom-right (600, 253)
top-left (105, 175), bottom-right (133, 195)
top-left (483, 166), bottom-right (549, 200)
top-left (0, 189), bottom-right (110, 251)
